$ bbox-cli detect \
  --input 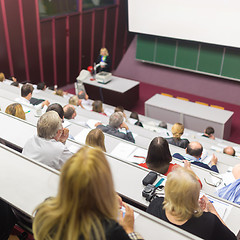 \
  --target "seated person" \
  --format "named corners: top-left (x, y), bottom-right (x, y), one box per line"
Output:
top-left (0, 73), bottom-right (17, 85)
top-left (63, 104), bottom-right (77, 120)
top-left (33, 146), bottom-right (142, 240)
top-left (158, 121), bottom-right (167, 129)
top-left (129, 111), bottom-right (143, 127)
top-left (10, 81), bottom-right (19, 87)
top-left (37, 82), bottom-right (47, 91)
top-left (223, 146), bottom-right (235, 156)
top-left (5, 103), bottom-right (26, 120)
top-left (77, 90), bottom-right (92, 110)
top-left (166, 123), bottom-right (189, 149)
top-left (23, 111), bottom-right (72, 170)
top-left (69, 95), bottom-right (84, 109)
top-left (15, 84), bottom-right (50, 110)
top-left (202, 126), bottom-right (215, 139)
top-left (146, 167), bottom-right (236, 240)
top-left (217, 164), bottom-right (240, 204)
top-left (96, 112), bottom-right (135, 143)
top-left (92, 100), bottom-right (107, 116)
top-left (96, 47), bottom-right (111, 72)
top-left (115, 106), bottom-right (128, 122)
top-left (139, 137), bottom-right (178, 176)
top-left (85, 128), bottom-right (106, 152)
top-left (173, 141), bottom-right (219, 173)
